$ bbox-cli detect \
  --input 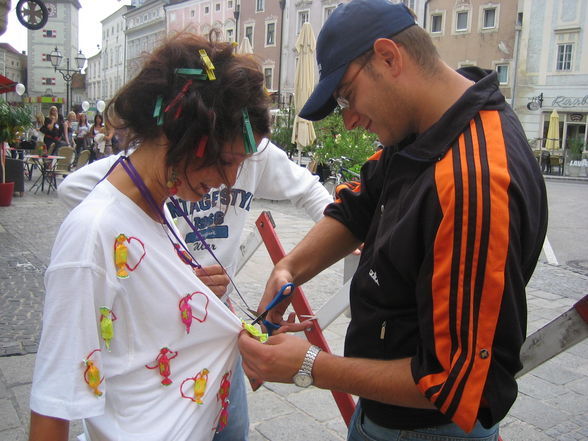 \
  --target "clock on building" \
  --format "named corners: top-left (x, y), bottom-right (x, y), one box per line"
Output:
top-left (47, 2), bottom-right (57, 17)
